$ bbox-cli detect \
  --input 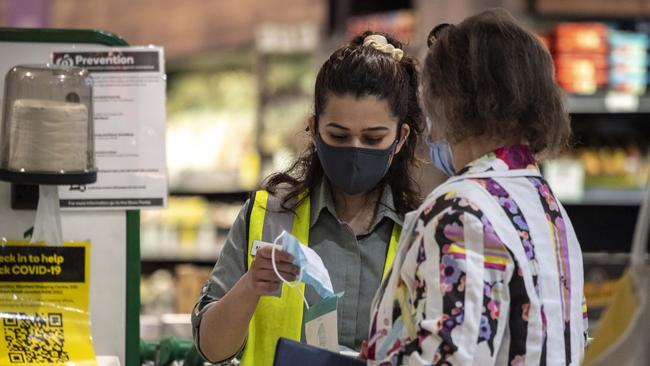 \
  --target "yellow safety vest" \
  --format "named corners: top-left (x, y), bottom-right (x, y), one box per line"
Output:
top-left (240, 190), bottom-right (401, 366)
